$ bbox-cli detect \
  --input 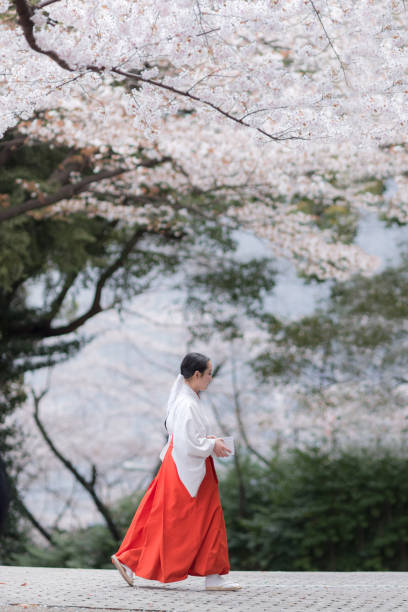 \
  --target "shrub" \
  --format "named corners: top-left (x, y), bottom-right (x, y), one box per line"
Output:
top-left (220, 448), bottom-right (408, 571)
